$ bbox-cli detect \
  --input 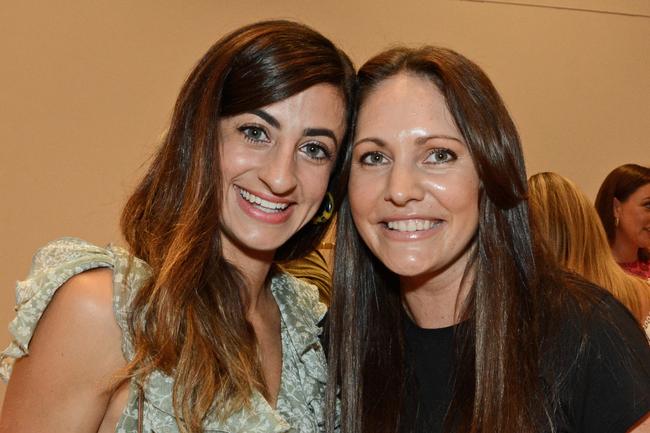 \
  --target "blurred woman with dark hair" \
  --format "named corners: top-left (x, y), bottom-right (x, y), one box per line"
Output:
top-left (0, 20), bottom-right (355, 433)
top-left (595, 164), bottom-right (650, 280)
top-left (528, 171), bottom-right (649, 333)
top-left (326, 47), bottom-right (649, 433)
